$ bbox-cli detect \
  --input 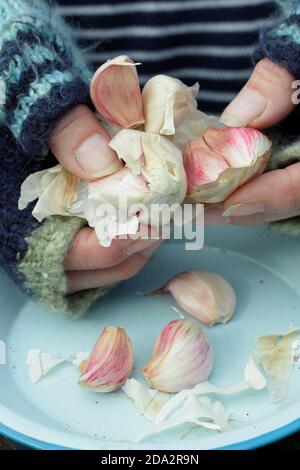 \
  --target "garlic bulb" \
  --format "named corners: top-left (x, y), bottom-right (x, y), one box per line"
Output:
top-left (18, 128), bottom-right (187, 247)
top-left (90, 55), bottom-right (145, 129)
top-left (184, 127), bottom-right (271, 203)
top-left (142, 75), bottom-right (199, 135)
top-left (79, 327), bottom-right (134, 393)
top-left (143, 318), bottom-right (213, 393)
top-left (153, 270), bottom-right (236, 326)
